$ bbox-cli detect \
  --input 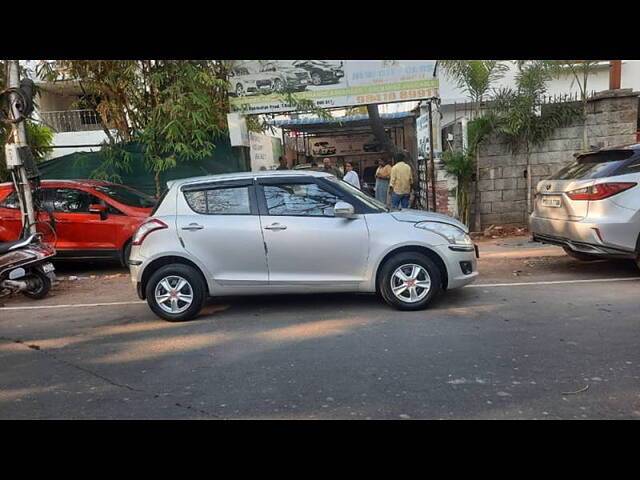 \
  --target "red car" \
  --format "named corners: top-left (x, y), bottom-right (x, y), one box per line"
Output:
top-left (0, 180), bottom-right (155, 265)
